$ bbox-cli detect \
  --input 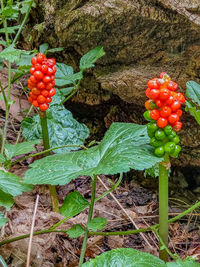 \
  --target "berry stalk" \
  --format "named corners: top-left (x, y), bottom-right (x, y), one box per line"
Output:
top-left (39, 110), bottom-right (59, 213)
